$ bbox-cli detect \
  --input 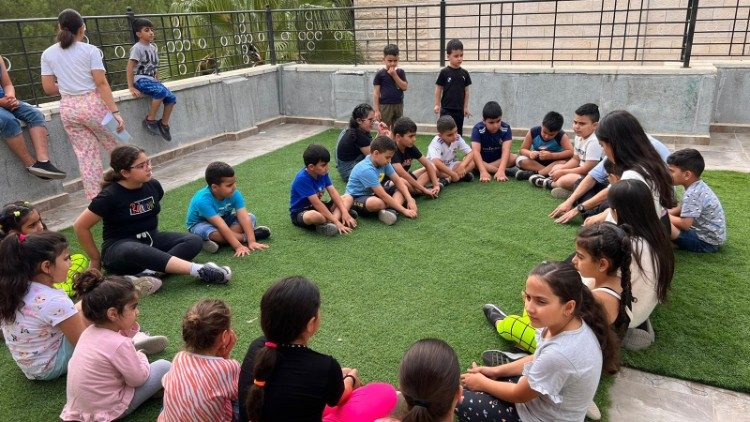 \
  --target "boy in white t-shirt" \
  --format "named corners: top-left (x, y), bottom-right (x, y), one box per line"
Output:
top-left (426, 115), bottom-right (476, 186)
top-left (531, 104), bottom-right (603, 199)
